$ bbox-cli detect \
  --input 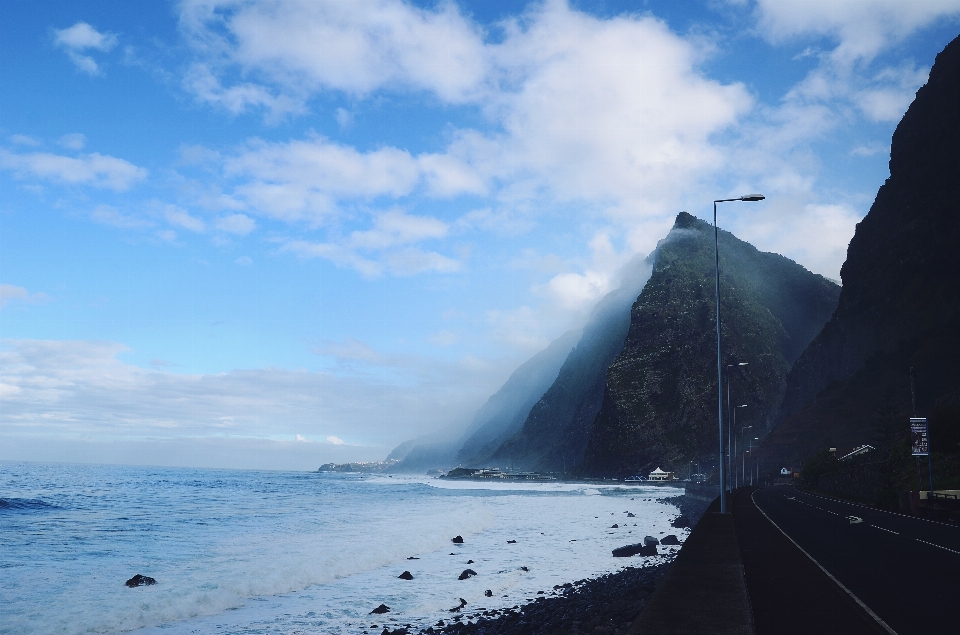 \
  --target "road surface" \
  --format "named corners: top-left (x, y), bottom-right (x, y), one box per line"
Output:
top-left (737, 486), bottom-right (960, 635)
